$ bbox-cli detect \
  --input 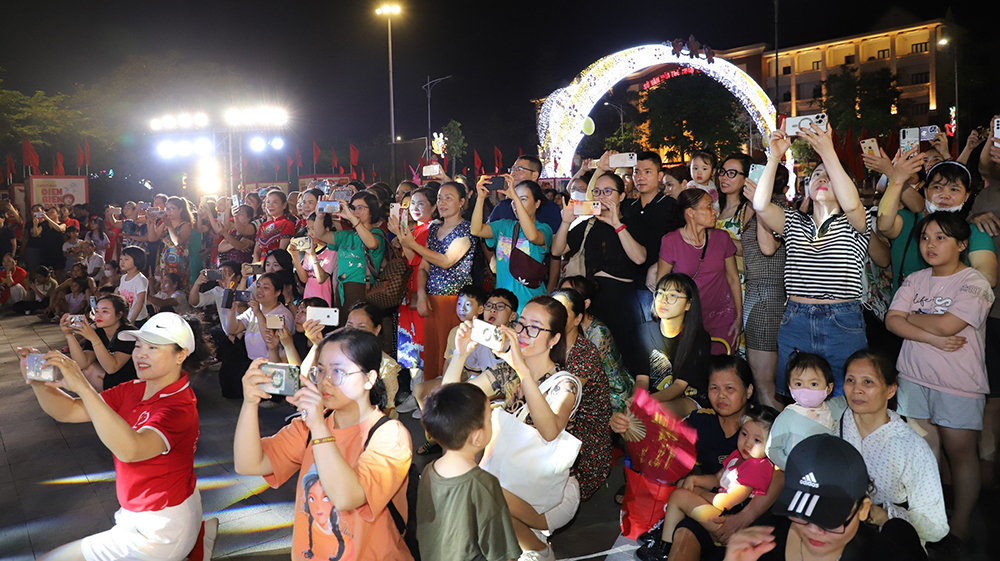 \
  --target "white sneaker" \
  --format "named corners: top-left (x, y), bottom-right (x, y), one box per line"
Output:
top-left (518, 544), bottom-right (554, 561)
top-left (411, 407), bottom-right (421, 419)
top-left (397, 394), bottom-right (418, 413)
top-left (202, 517), bottom-right (219, 560)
